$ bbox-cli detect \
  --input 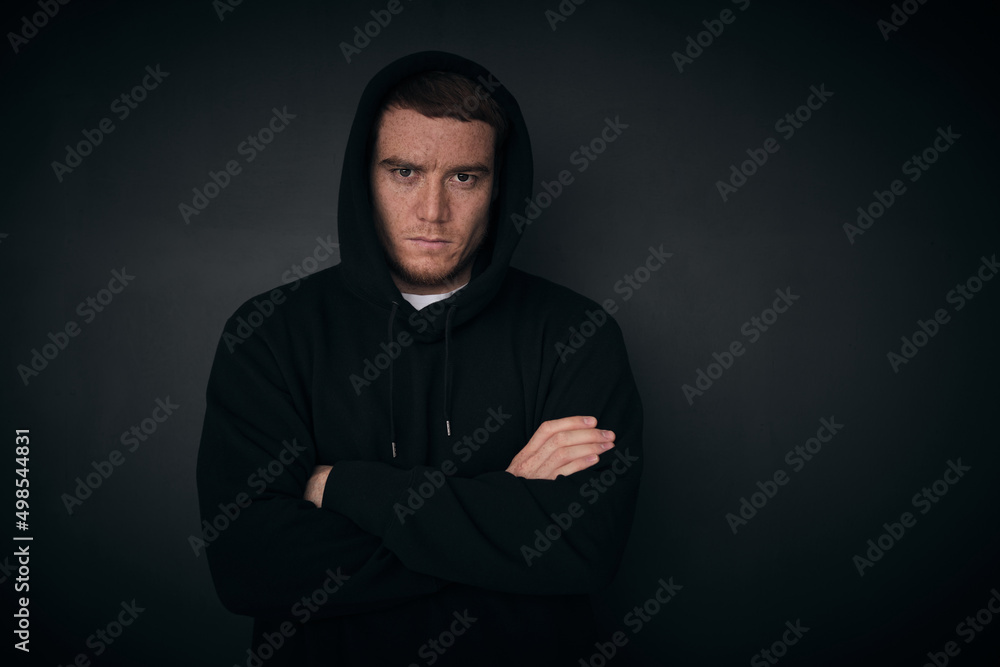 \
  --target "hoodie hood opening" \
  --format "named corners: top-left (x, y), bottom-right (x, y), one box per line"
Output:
top-left (337, 51), bottom-right (533, 342)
